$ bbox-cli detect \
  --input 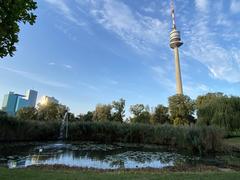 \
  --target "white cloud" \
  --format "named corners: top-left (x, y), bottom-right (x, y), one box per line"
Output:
top-left (78, 82), bottom-right (98, 91)
top-left (230, 0), bottom-right (240, 13)
top-left (46, 0), bottom-right (240, 84)
top-left (48, 62), bottom-right (56, 66)
top-left (63, 64), bottom-right (73, 69)
top-left (141, 2), bottom-right (157, 13)
top-left (151, 66), bottom-right (175, 92)
top-left (182, 13), bottom-right (240, 83)
top-left (77, 0), bottom-right (168, 53)
top-left (195, 0), bottom-right (208, 12)
top-left (151, 66), bottom-right (211, 97)
top-left (142, 7), bottom-right (155, 13)
top-left (216, 14), bottom-right (232, 27)
top-left (0, 66), bottom-right (71, 88)
top-left (44, 0), bottom-right (85, 26)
